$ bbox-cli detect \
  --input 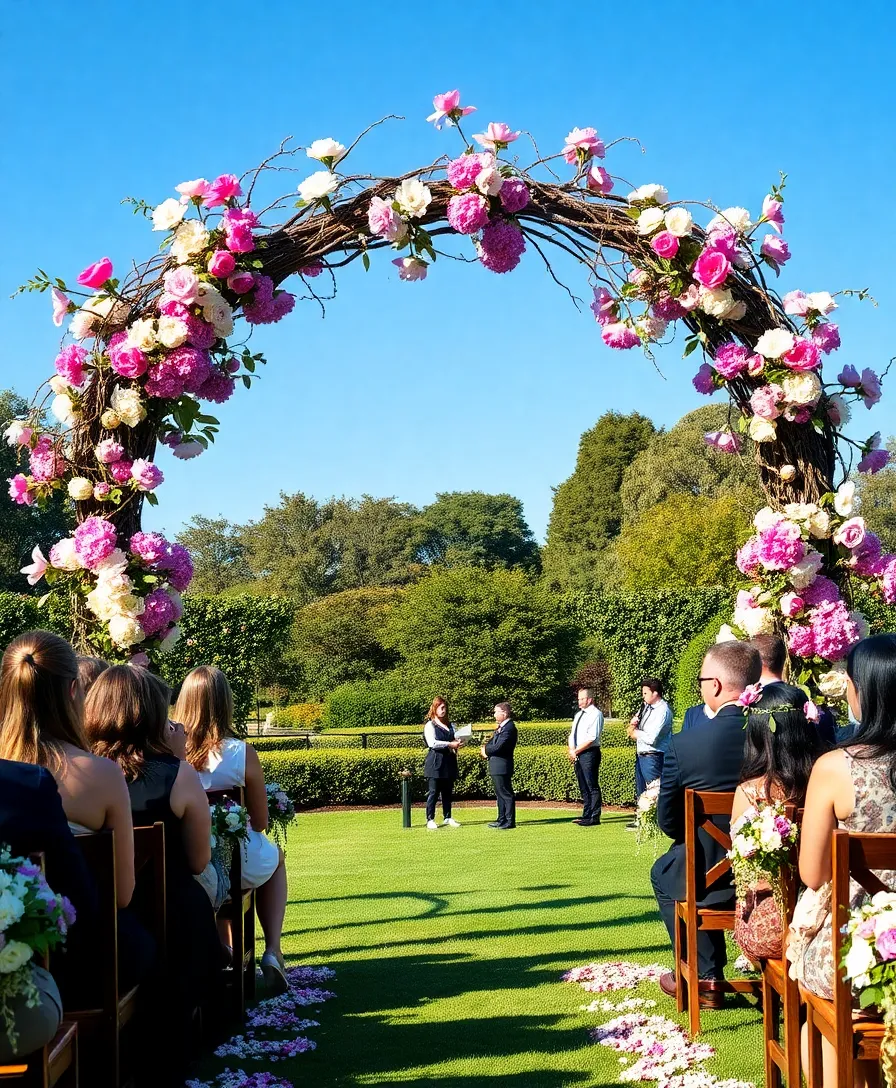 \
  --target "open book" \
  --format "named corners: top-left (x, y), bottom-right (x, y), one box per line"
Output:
top-left (453, 724), bottom-right (473, 738)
